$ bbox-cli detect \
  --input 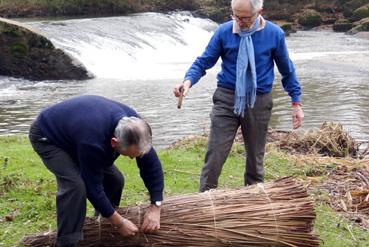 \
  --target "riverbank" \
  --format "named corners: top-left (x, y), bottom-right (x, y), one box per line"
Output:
top-left (1, 134), bottom-right (369, 246)
top-left (1, 0), bottom-right (369, 33)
